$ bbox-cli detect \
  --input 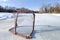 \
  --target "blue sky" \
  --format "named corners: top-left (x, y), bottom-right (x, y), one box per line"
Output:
top-left (0, 0), bottom-right (60, 11)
